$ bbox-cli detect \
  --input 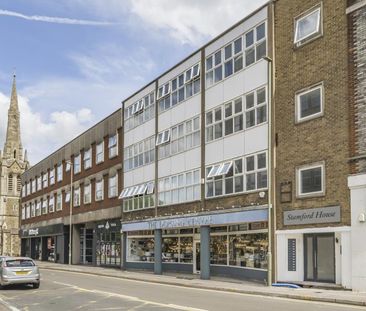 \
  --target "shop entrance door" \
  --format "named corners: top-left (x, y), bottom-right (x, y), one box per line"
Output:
top-left (193, 241), bottom-right (200, 274)
top-left (80, 228), bottom-right (93, 265)
top-left (304, 233), bottom-right (335, 283)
